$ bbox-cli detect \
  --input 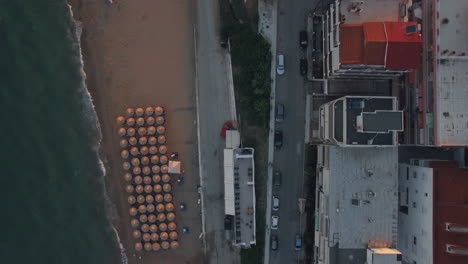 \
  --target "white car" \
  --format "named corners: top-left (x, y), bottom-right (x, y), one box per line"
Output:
top-left (272, 196), bottom-right (280, 211)
top-left (276, 54), bottom-right (285, 75)
top-left (271, 215), bottom-right (279, 230)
